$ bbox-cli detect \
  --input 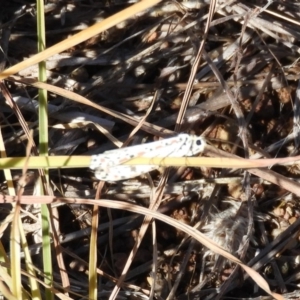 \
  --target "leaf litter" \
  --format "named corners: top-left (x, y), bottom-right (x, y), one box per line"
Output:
top-left (1, 0), bottom-right (300, 299)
